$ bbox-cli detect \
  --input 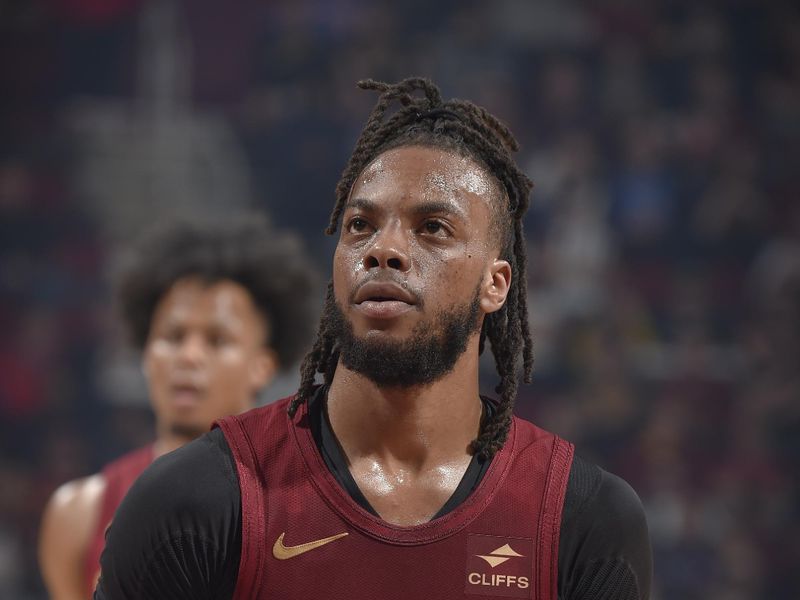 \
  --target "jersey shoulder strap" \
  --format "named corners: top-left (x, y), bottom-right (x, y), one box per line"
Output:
top-left (214, 397), bottom-right (293, 597)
